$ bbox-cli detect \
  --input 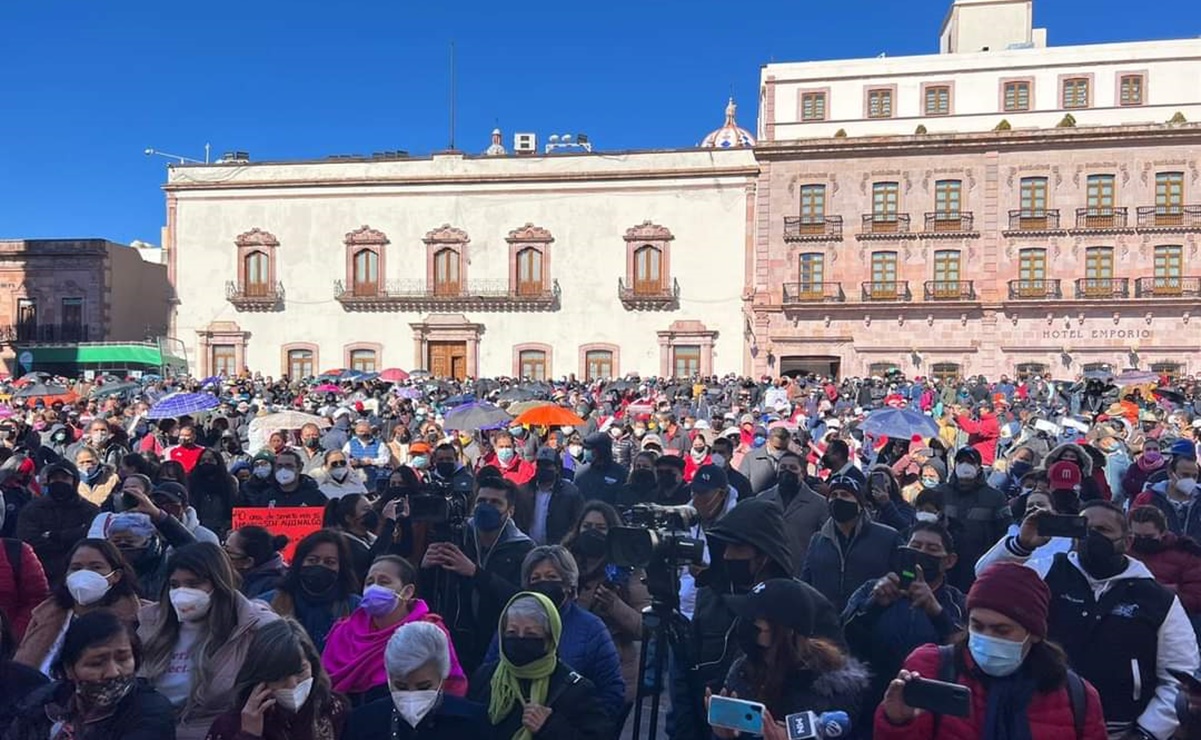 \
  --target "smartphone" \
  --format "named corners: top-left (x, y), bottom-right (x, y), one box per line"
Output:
top-left (122, 492), bottom-right (140, 511)
top-left (1169, 668), bottom-right (1201, 692)
top-left (1036, 514), bottom-right (1088, 539)
top-left (896, 548), bottom-right (921, 589)
top-left (902, 677), bottom-right (971, 717)
top-left (707, 696), bottom-right (765, 735)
